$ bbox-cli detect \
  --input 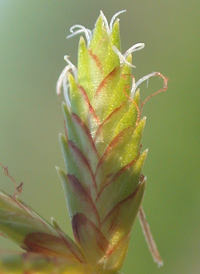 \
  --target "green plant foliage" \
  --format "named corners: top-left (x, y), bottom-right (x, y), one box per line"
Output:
top-left (0, 10), bottom-right (167, 274)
